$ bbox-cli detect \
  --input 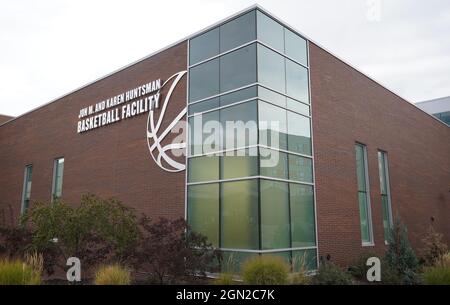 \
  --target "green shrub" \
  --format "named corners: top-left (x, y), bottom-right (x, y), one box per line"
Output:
top-left (94, 264), bottom-right (131, 285)
top-left (348, 252), bottom-right (378, 281)
top-left (311, 262), bottom-right (353, 285)
top-left (214, 273), bottom-right (235, 285)
top-left (0, 259), bottom-right (41, 285)
top-left (241, 255), bottom-right (289, 285)
top-left (423, 266), bottom-right (450, 285)
top-left (385, 217), bottom-right (420, 284)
